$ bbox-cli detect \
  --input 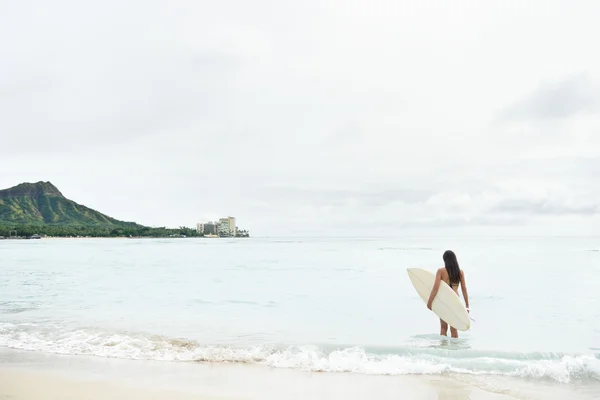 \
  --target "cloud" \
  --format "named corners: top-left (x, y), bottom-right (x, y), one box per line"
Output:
top-left (2, 1), bottom-right (600, 235)
top-left (492, 199), bottom-right (599, 216)
top-left (263, 185), bottom-right (432, 207)
top-left (0, 45), bottom-right (246, 155)
top-left (243, 177), bottom-right (600, 233)
top-left (498, 74), bottom-right (599, 122)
